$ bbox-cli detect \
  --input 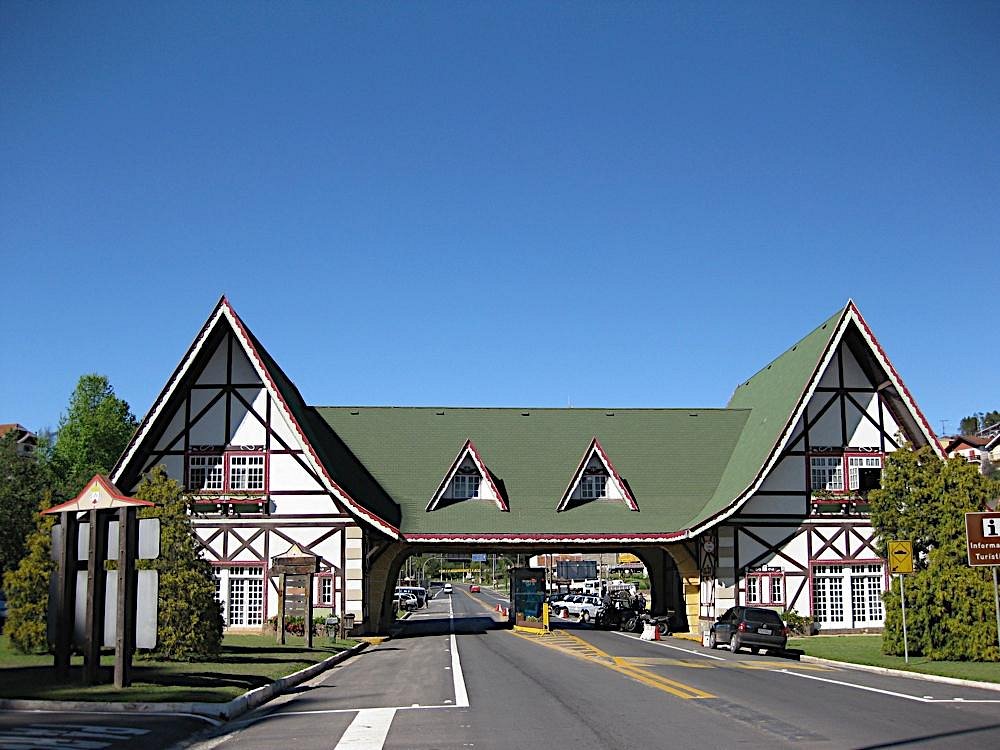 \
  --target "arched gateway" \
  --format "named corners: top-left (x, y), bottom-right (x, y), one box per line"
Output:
top-left (112, 298), bottom-right (943, 637)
